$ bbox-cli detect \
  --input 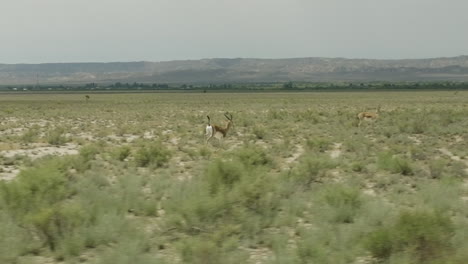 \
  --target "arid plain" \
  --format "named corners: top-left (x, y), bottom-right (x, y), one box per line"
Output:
top-left (1, 91), bottom-right (467, 264)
